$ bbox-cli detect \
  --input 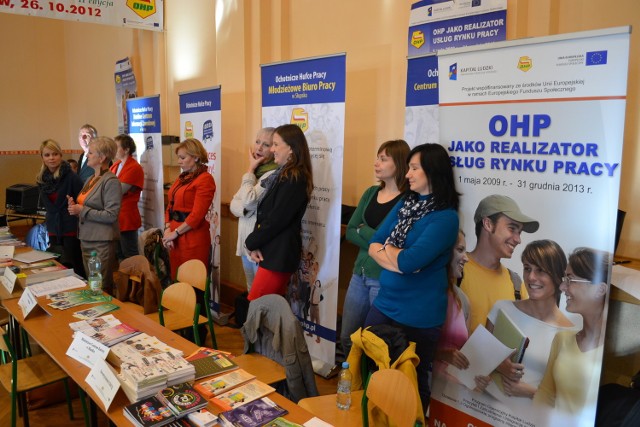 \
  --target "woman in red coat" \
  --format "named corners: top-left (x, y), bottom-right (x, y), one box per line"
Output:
top-left (110, 134), bottom-right (145, 259)
top-left (162, 138), bottom-right (215, 279)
